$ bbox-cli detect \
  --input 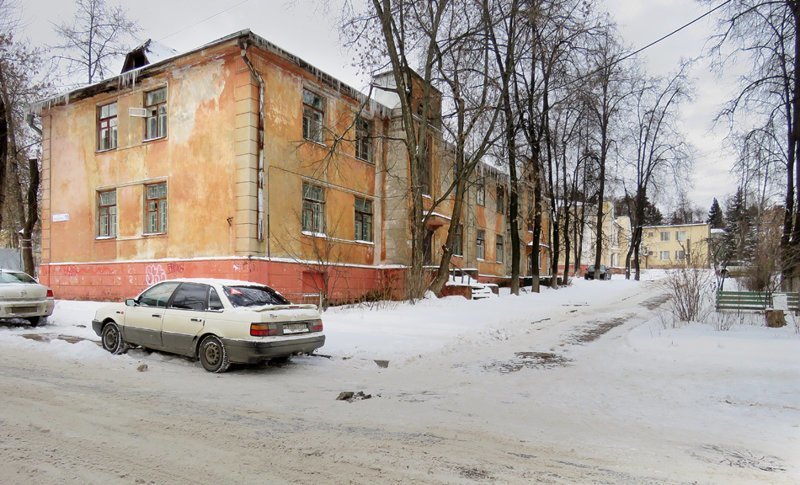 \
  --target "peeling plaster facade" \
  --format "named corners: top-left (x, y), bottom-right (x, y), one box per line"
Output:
top-left (35, 30), bottom-right (550, 302)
